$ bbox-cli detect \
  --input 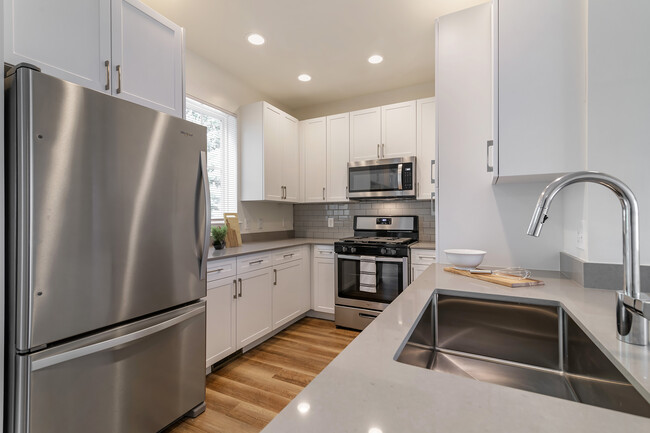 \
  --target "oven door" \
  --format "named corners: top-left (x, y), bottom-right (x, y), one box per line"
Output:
top-left (335, 254), bottom-right (408, 311)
